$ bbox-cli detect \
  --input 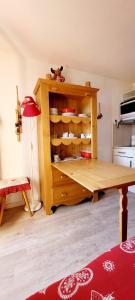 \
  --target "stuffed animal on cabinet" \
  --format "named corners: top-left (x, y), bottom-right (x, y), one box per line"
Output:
top-left (50, 66), bottom-right (65, 82)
